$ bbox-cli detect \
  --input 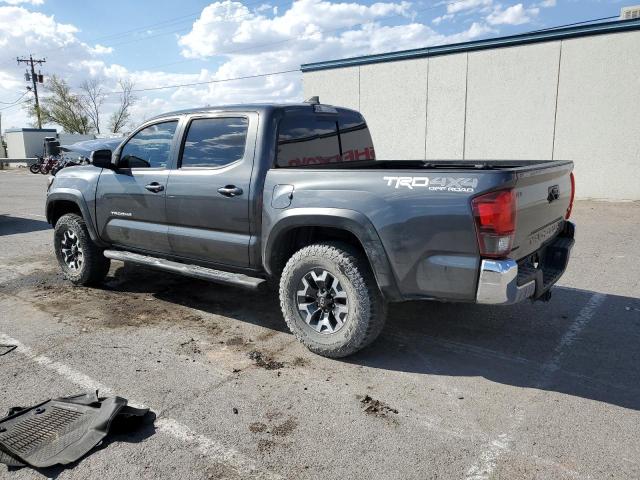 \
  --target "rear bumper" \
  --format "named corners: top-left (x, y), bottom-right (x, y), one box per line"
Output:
top-left (476, 221), bottom-right (575, 305)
